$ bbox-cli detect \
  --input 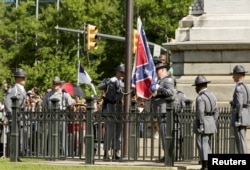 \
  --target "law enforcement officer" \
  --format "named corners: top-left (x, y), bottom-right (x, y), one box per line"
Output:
top-left (4, 68), bottom-right (27, 162)
top-left (231, 65), bottom-right (250, 154)
top-left (98, 63), bottom-right (125, 161)
top-left (151, 62), bottom-right (176, 162)
top-left (192, 76), bottom-right (219, 170)
top-left (42, 76), bottom-right (75, 155)
top-left (42, 76), bottom-right (75, 111)
top-left (173, 78), bottom-right (186, 160)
